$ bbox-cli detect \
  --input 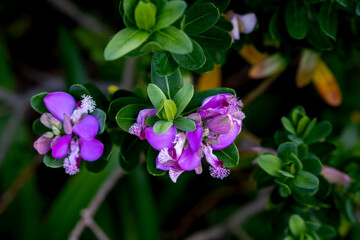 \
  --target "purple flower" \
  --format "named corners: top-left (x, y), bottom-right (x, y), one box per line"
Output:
top-left (33, 92), bottom-right (104, 175)
top-left (227, 12), bottom-right (257, 42)
top-left (129, 108), bottom-right (157, 140)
